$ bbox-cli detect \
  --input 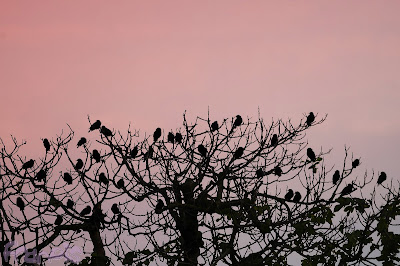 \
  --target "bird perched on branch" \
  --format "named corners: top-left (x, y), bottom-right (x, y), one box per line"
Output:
top-left (111, 203), bottom-right (120, 215)
top-left (377, 172), bottom-right (387, 185)
top-left (333, 170), bottom-right (340, 185)
top-left (155, 199), bottom-right (165, 214)
top-left (175, 133), bottom-right (183, 143)
top-left (54, 215), bottom-right (63, 226)
top-left (233, 115), bottom-right (243, 127)
top-left (293, 192), bottom-right (301, 202)
top-left (36, 169), bottom-right (46, 182)
top-left (80, 206), bottom-right (92, 216)
top-left (274, 166), bottom-right (282, 177)
top-left (63, 173), bottom-right (73, 185)
top-left (306, 112), bottom-right (315, 126)
top-left (43, 138), bottom-right (50, 152)
top-left (77, 137), bottom-right (86, 147)
top-left (22, 159), bottom-right (34, 170)
top-left (341, 183), bottom-right (354, 197)
top-left (256, 169), bottom-right (264, 178)
top-left (211, 121), bottom-right (219, 132)
top-left (130, 146), bottom-right (138, 158)
top-left (100, 126), bottom-right (112, 137)
top-left (89, 120), bottom-right (101, 131)
top-left (92, 149), bottom-right (101, 163)
top-left (167, 132), bottom-right (175, 143)
top-left (153, 128), bottom-right (162, 142)
top-left (99, 173), bottom-right (109, 185)
top-left (271, 134), bottom-right (278, 147)
top-left (75, 159), bottom-right (83, 170)
top-left (198, 145), bottom-right (207, 157)
top-left (307, 148), bottom-right (316, 162)
top-left (234, 147), bottom-right (244, 159)
top-left (66, 199), bottom-right (74, 209)
top-left (352, 159), bottom-right (360, 169)
top-left (16, 197), bottom-right (25, 211)
top-left (116, 179), bottom-right (125, 189)
top-left (285, 189), bottom-right (294, 200)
